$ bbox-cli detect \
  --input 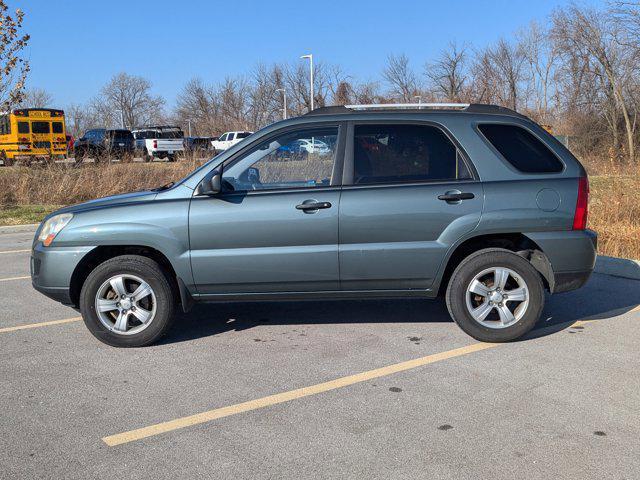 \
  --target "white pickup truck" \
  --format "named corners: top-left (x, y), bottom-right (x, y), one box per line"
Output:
top-left (210, 131), bottom-right (253, 152)
top-left (132, 126), bottom-right (184, 161)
